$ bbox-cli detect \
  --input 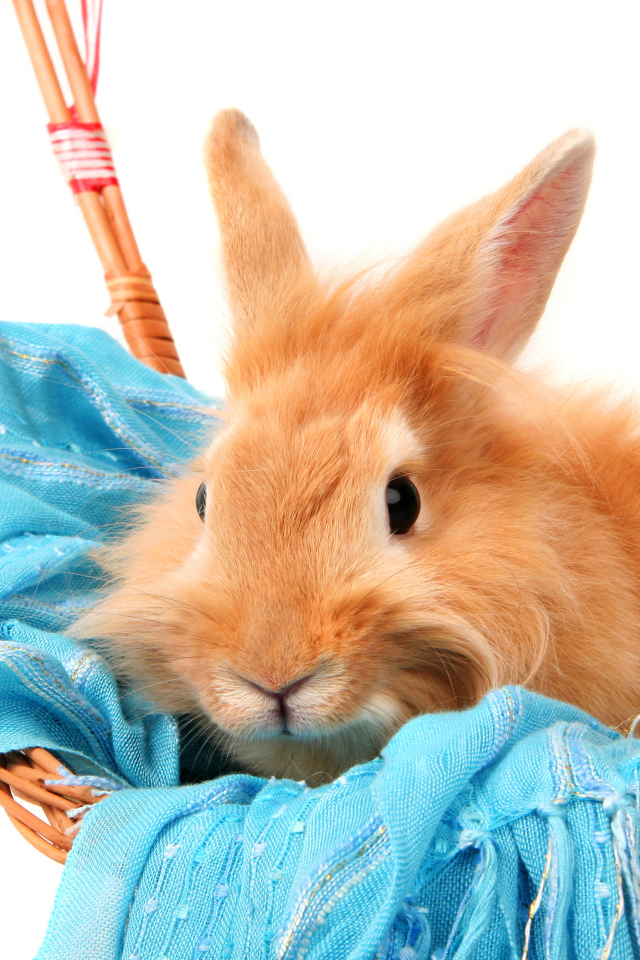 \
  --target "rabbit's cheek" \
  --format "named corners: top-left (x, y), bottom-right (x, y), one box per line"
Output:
top-left (352, 691), bottom-right (406, 737)
top-left (284, 682), bottom-right (361, 736)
